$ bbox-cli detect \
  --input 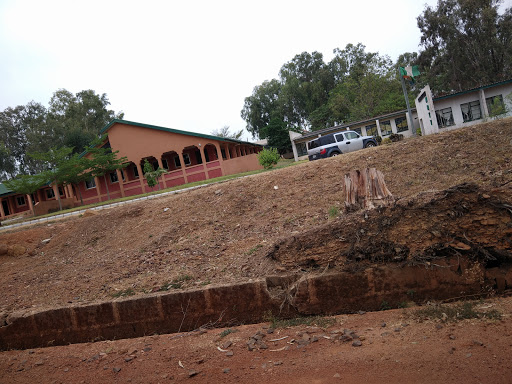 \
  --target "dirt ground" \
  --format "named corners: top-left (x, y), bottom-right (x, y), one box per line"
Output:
top-left (0, 118), bottom-right (511, 382)
top-left (1, 297), bottom-right (511, 383)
